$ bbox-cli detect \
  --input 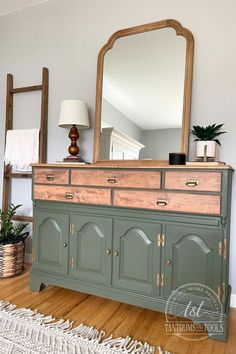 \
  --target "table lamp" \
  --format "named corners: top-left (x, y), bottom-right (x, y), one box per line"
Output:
top-left (58, 100), bottom-right (90, 162)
